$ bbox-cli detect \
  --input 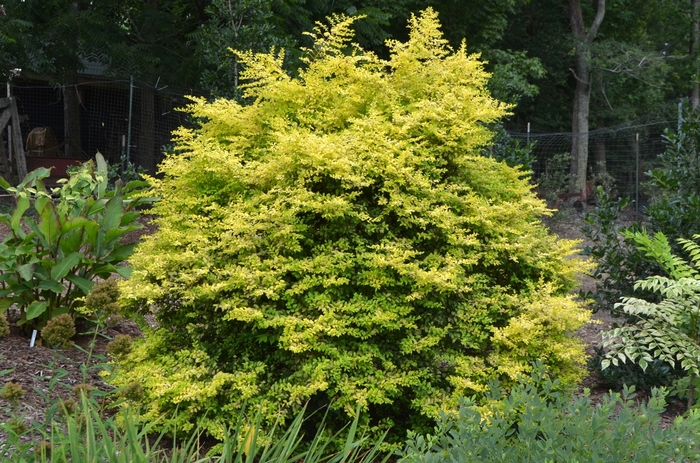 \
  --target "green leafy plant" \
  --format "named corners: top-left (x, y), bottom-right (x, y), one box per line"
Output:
top-left (483, 123), bottom-right (536, 170)
top-left (588, 345), bottom-right (684, 392)
top-left (76, 278), bottom-right (123, 328)
top-left (646, 106), bottom-right (700, 244)
top-left (601, 231), bottom-right (700, 409)
top-left (107, 334), bottom-right (133, 360)
top-left (536, 152), bottom-right (571, 205)
top-left (0, 381), bottom-right (26, 404)
top-left (0, 152), bottom-right (153, 331)
top-left (398, 365), bottom-right (700, 463)
top-left (40, 312), bottom-right (76, 348)
top-left (115, 9), bottom-right (590, 444)
top-left (0, 312), bottom-right (9, 337)
top-left (580, 187), bottom-right (662, 313)
top-left (0, 393), bottom-right (390, 463)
